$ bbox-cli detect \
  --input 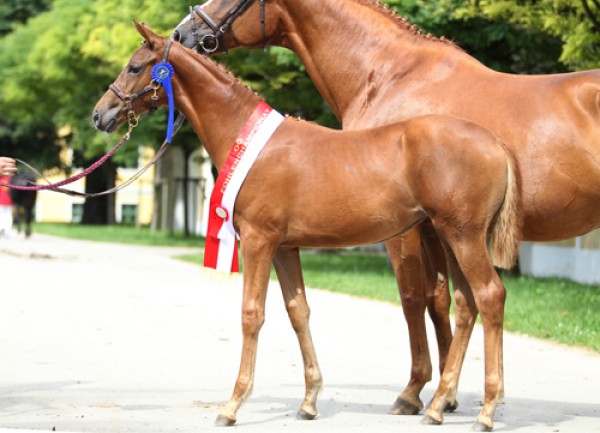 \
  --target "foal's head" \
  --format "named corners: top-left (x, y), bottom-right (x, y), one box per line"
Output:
top-left (93, 21), bottom-right (168, 134)
top-left (173, 0), bottom-right (282, 53)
